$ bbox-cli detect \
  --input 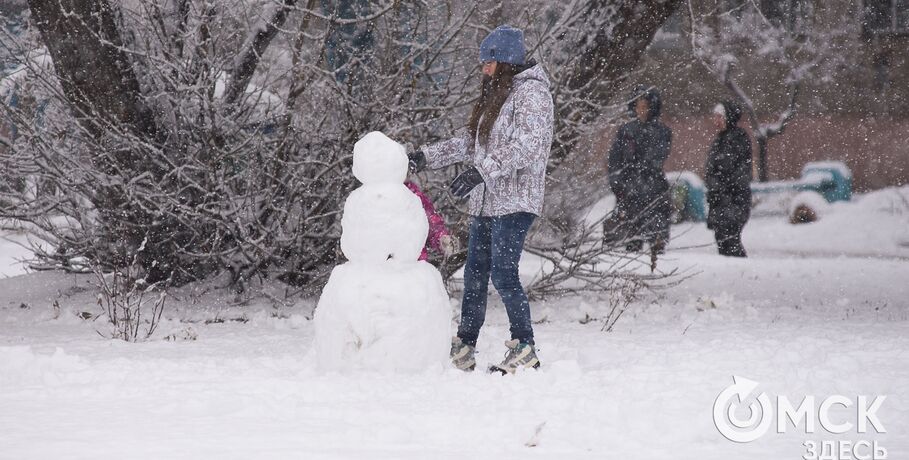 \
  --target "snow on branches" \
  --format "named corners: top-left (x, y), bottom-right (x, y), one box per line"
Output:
top-left (686, 0), bottom-right (843, 181)
top-left (0, 0), bottom-right (682, 296)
